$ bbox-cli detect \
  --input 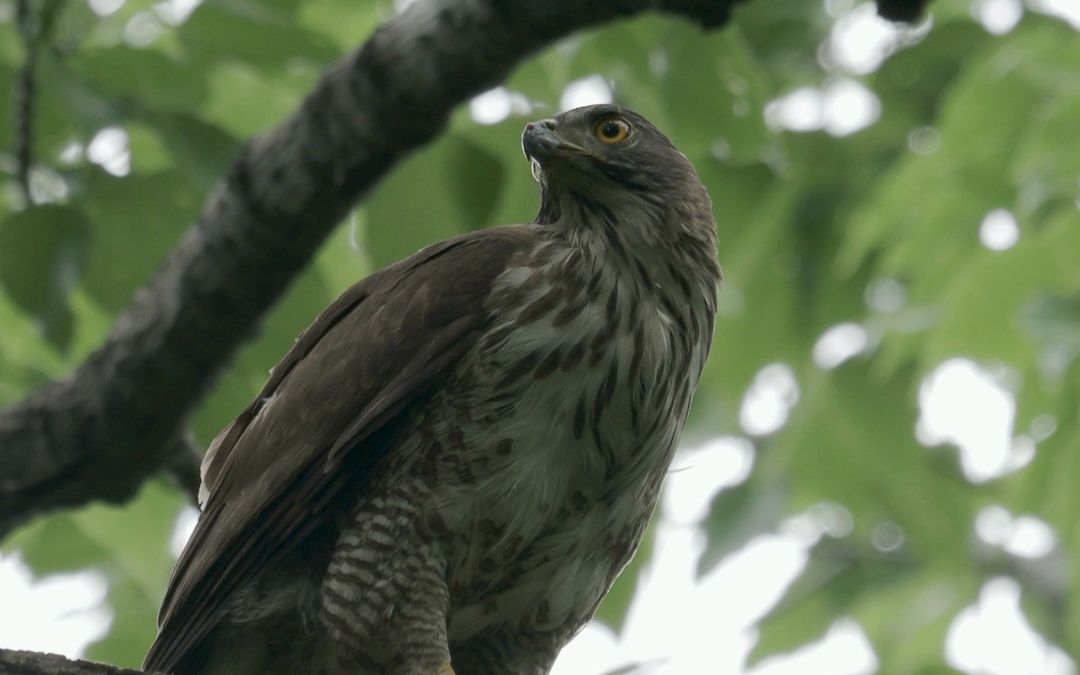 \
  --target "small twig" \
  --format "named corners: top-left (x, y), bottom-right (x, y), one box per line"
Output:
top-left (13, 0), bottom-right (39, 205)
